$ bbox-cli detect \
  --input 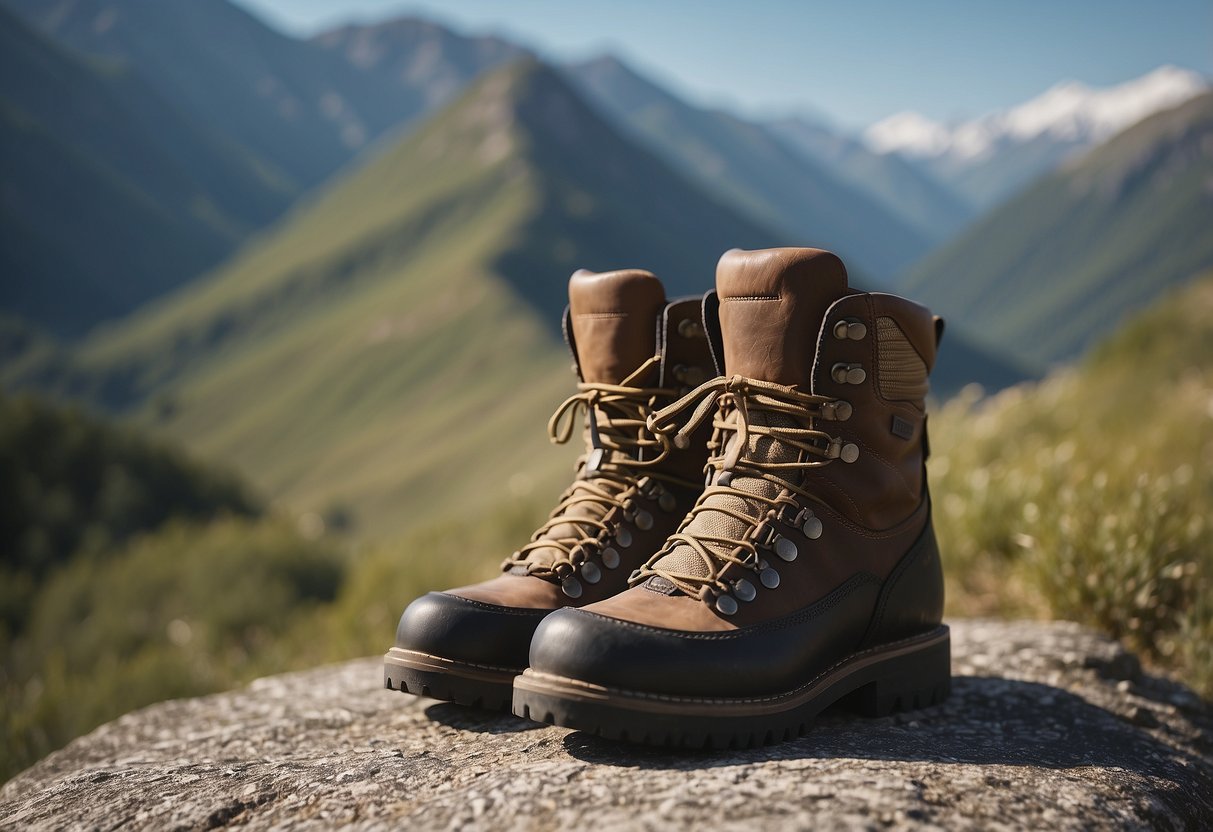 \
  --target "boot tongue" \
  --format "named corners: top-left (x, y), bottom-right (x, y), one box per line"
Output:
top-left (716, 248), bottom-right (849, 387)
top-left (647, 249), bottom-right (849, 587)
top-left (568, 269), bottom-right (666, 383)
